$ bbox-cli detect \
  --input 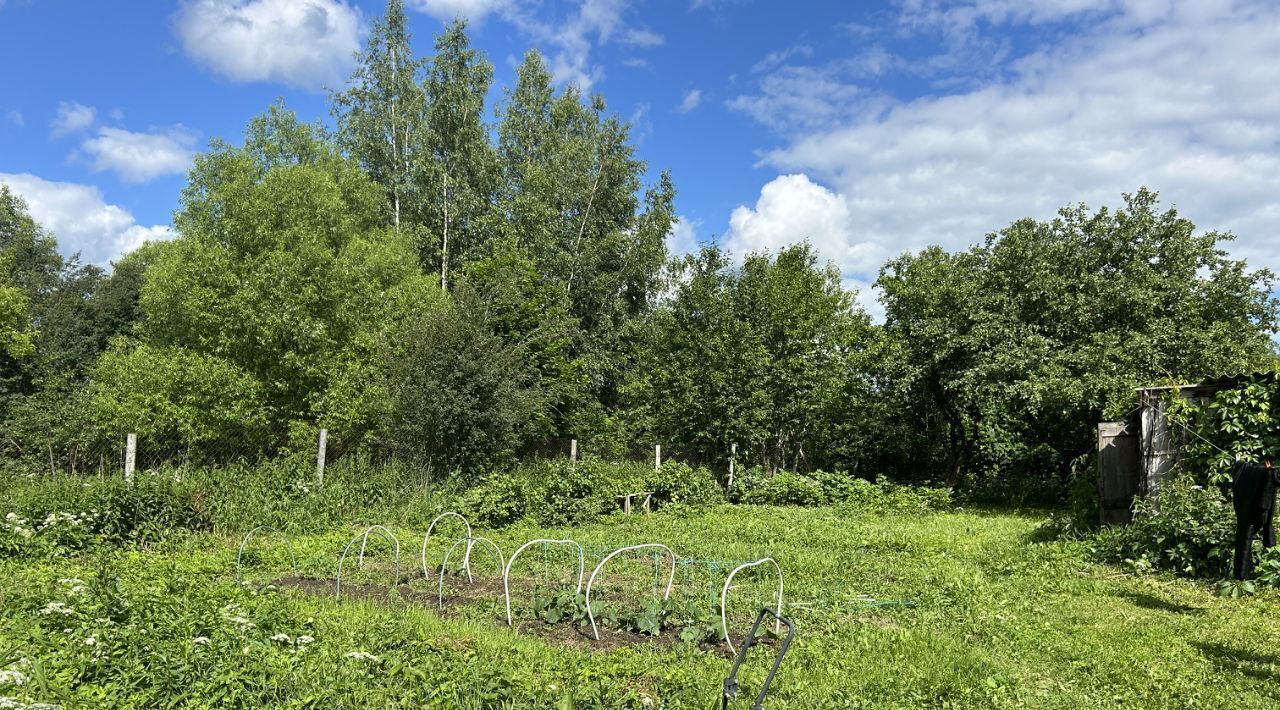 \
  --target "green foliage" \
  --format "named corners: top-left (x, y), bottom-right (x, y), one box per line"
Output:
top-left (741, 471), bottom-right (825, 507)
top-left (459, 458), bottom-right (723, 528)
top-left (1167, 374), bottom-right (1280, 487)
top-left (733, 467), bottom-right (951, 512)
top-left (379, 292), bottom-right (546, 479)
top-left (102, 105), bottom-right (435, 455)
top-left (0, 474), bottom-right (212, 555)
top-left (0, 281), bottom-right (34, 361)
top-left (10, 503), bottom-right (1280, 706)
top-left (878, 188), bottom-right (1280, 491)
top-left (1092, 476), bottom-right (1235, 578)
top-left (88, 341), bottom-right (272, 455)
top-left (629, 243), bottom-right (875, 474)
